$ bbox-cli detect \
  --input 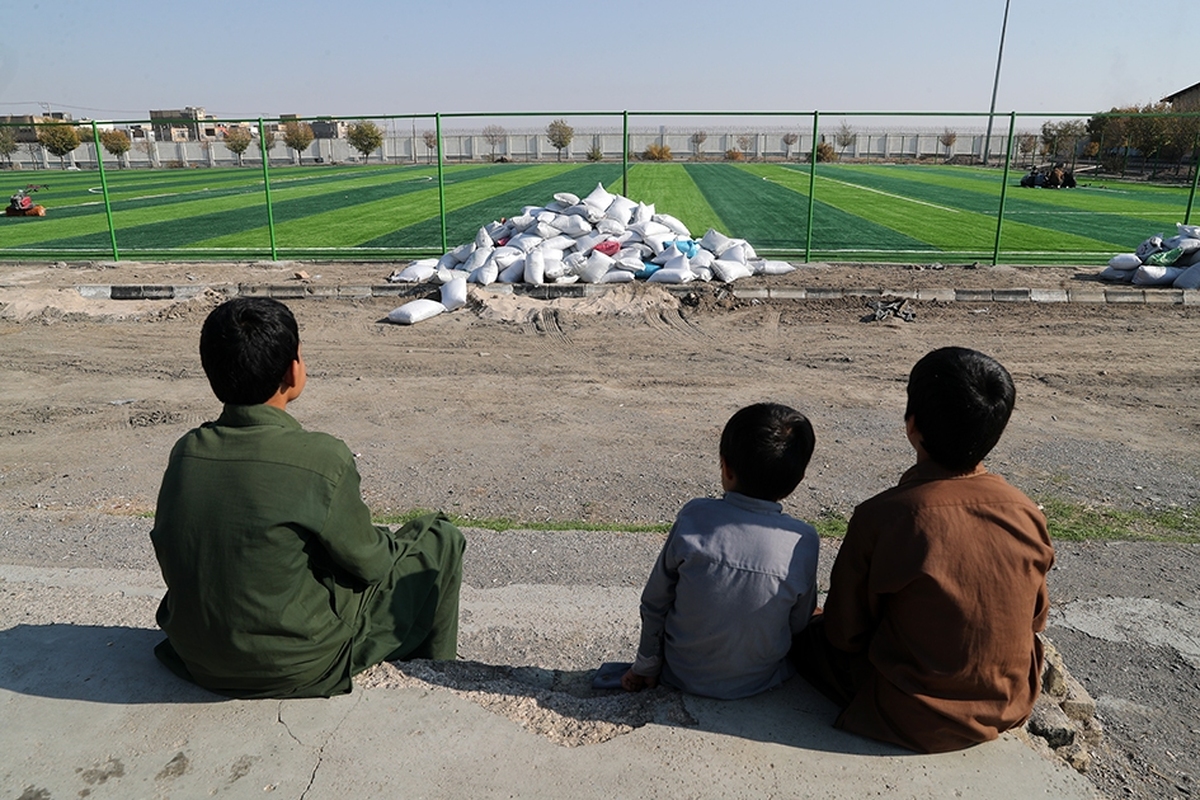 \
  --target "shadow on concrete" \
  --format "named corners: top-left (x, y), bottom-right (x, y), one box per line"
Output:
top-left (0, 623), bottom-right (220, 704)
top-left (384, 658), bottom-right (908, 756)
